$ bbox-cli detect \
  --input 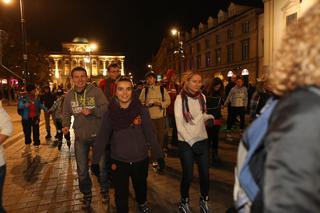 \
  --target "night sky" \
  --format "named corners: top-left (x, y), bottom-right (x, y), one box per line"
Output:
top-left (1, 0), bottom-right (262, 80)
